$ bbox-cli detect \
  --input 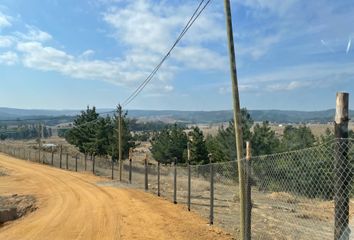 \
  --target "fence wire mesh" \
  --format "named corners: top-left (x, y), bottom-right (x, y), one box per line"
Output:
top-left (0, 139), bottom-right (353, 240)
